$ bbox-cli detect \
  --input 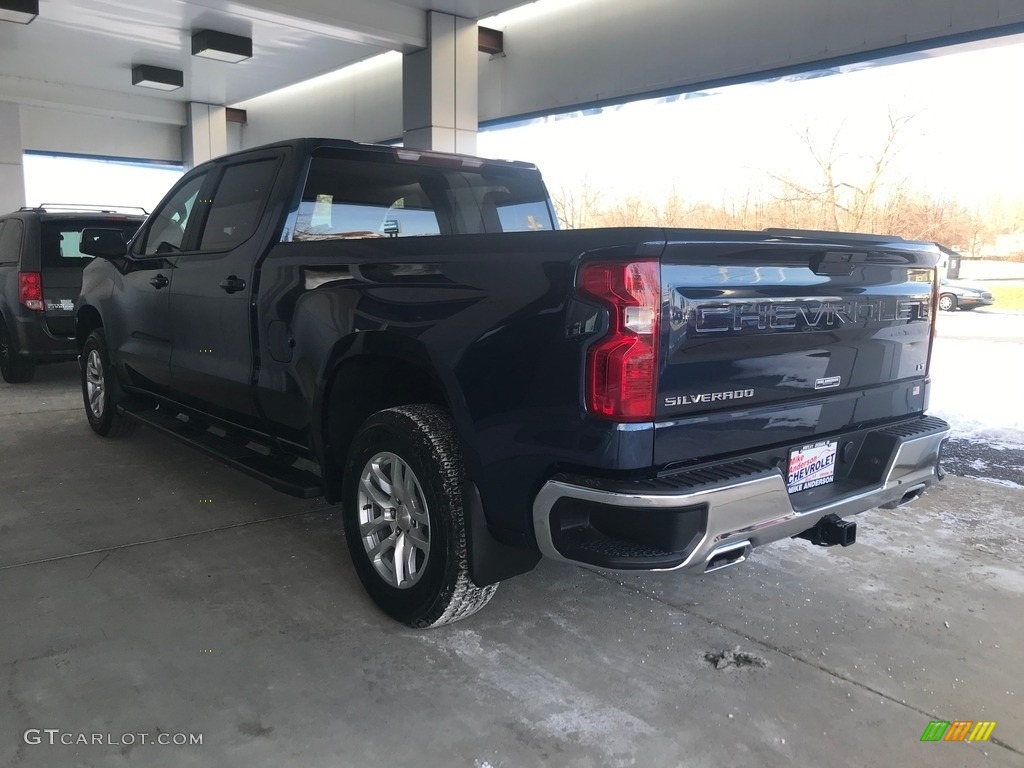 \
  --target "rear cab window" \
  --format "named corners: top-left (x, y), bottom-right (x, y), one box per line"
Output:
top-left (287, 147), bottom-right (556, 242)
